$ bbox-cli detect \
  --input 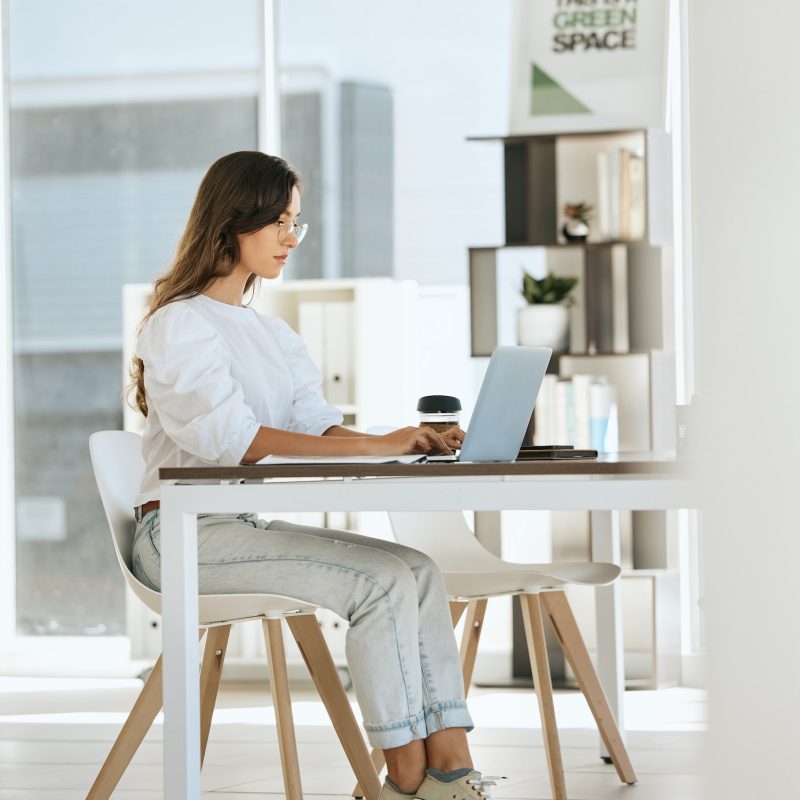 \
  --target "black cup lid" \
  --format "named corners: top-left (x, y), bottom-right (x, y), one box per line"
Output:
top-left (417, 395), bottom-right (462, 413)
